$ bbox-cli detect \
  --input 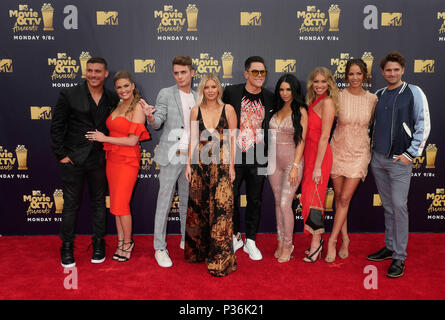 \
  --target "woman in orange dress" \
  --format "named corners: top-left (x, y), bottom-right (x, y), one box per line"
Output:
top-left (300, 67), bottom-right (338, 263)
top-left (324, 59), bottom-right (377, 263)
top-left (86, 71), bottom-right (149, 262)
